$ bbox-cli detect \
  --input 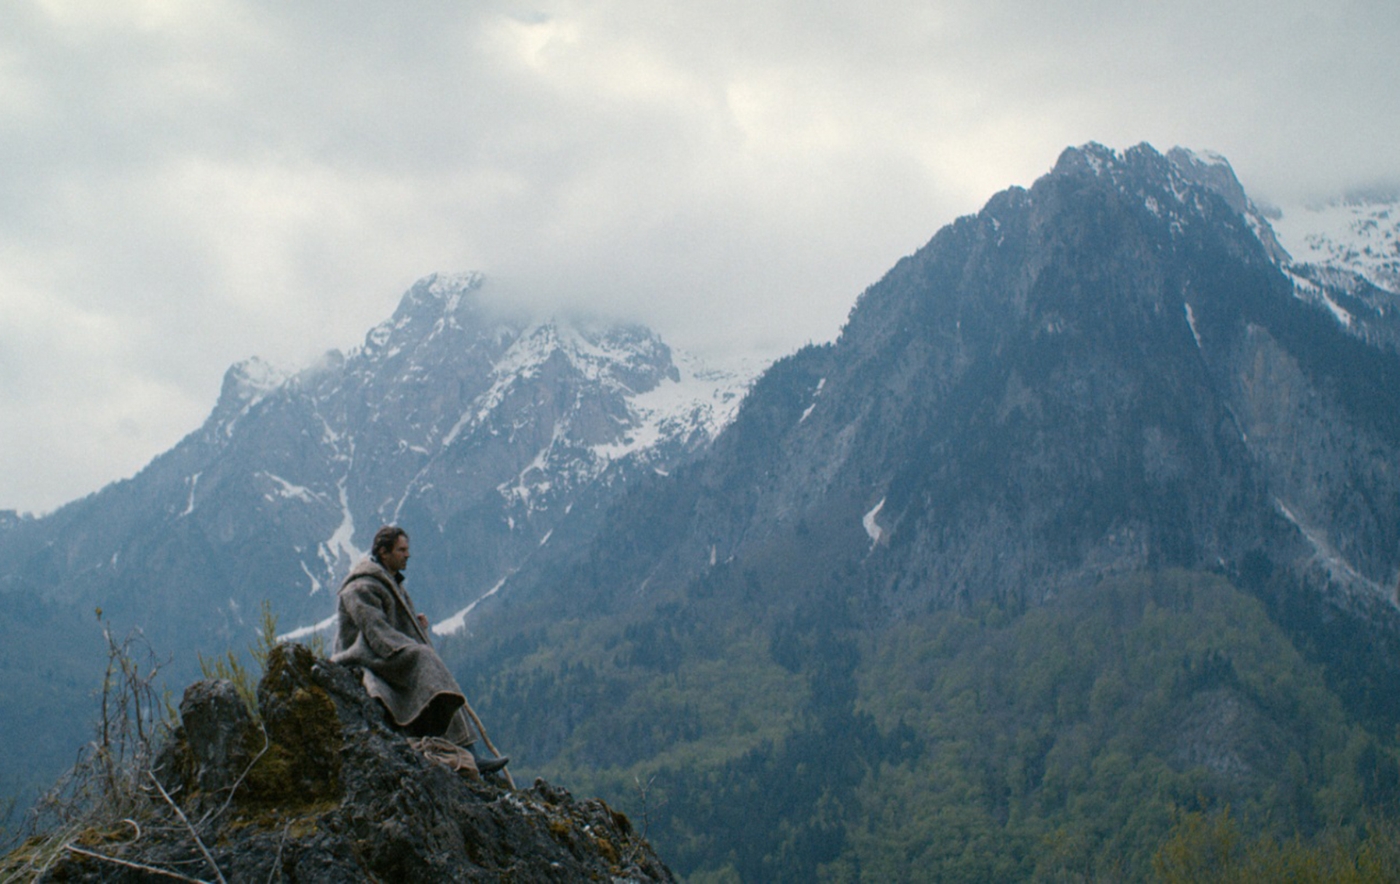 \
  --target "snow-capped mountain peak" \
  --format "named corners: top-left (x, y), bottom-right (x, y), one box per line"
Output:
top-left (63, 272), bottom-right (761, 639)
top-left (359, 271), bottom-right (498, 358)
top-left (209, 356), bottom-right (291, 437)
top-left (1051, 143), bottom-right (1291, 265)
top-left (1058, 144), bottom-right (1399, 348)
top-left (220, 356), bottom-right (289, 407)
